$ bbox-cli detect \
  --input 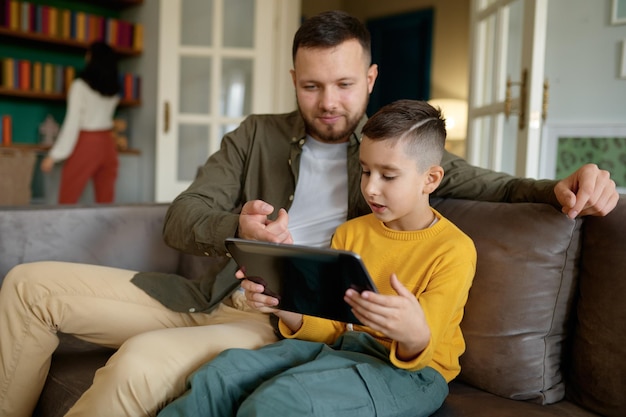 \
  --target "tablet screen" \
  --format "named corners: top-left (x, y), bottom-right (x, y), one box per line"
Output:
top-left (225, 238), bottom-right (377, 323)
